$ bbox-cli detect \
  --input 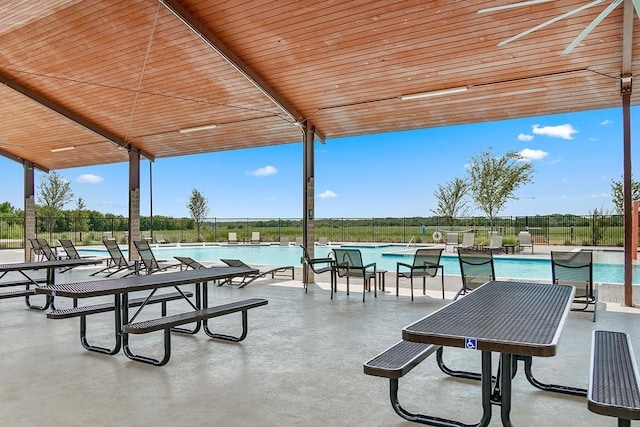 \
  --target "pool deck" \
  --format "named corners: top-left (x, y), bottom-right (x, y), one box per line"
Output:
top-left (0, 245), bottom-right (639, 426)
